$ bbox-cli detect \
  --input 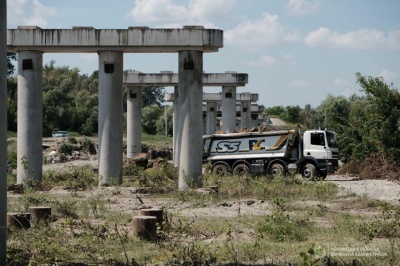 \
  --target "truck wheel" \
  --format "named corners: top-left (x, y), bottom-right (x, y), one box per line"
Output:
top-left (270, 163), bottom-right (285, 178)
top-left (320, 172), bottom-right (328, 180)
top-left (301, 164), bottom-right (316, 180)
top-left (233, 164), bottom-right (249, 176)
top-left (212, 164), bottom-right (229, 177)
